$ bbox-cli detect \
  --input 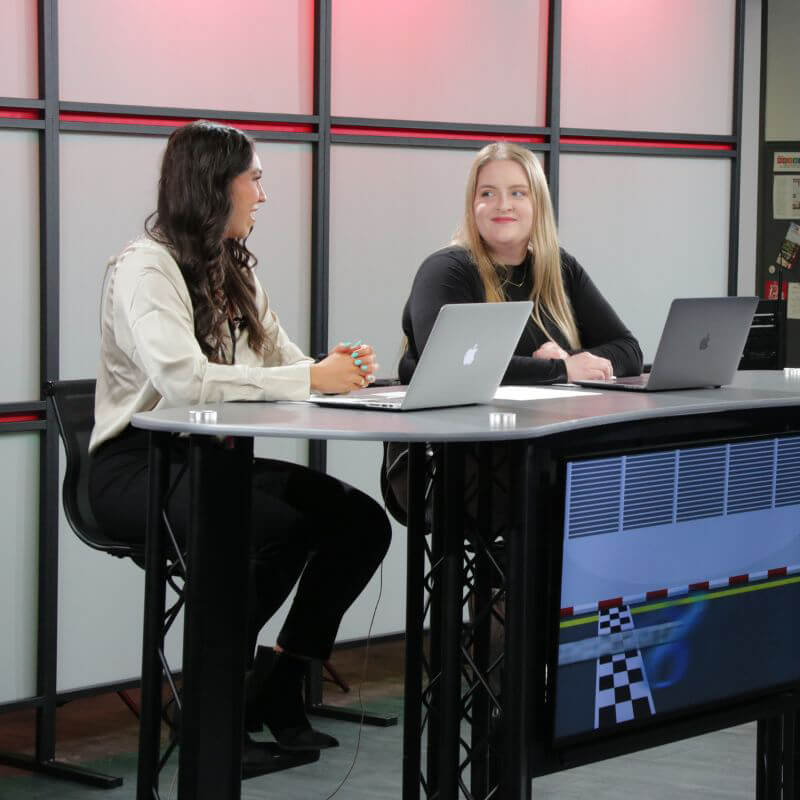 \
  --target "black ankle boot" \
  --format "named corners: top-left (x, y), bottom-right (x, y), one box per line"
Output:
top-left (246, 647), bottom-right (339, 752)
